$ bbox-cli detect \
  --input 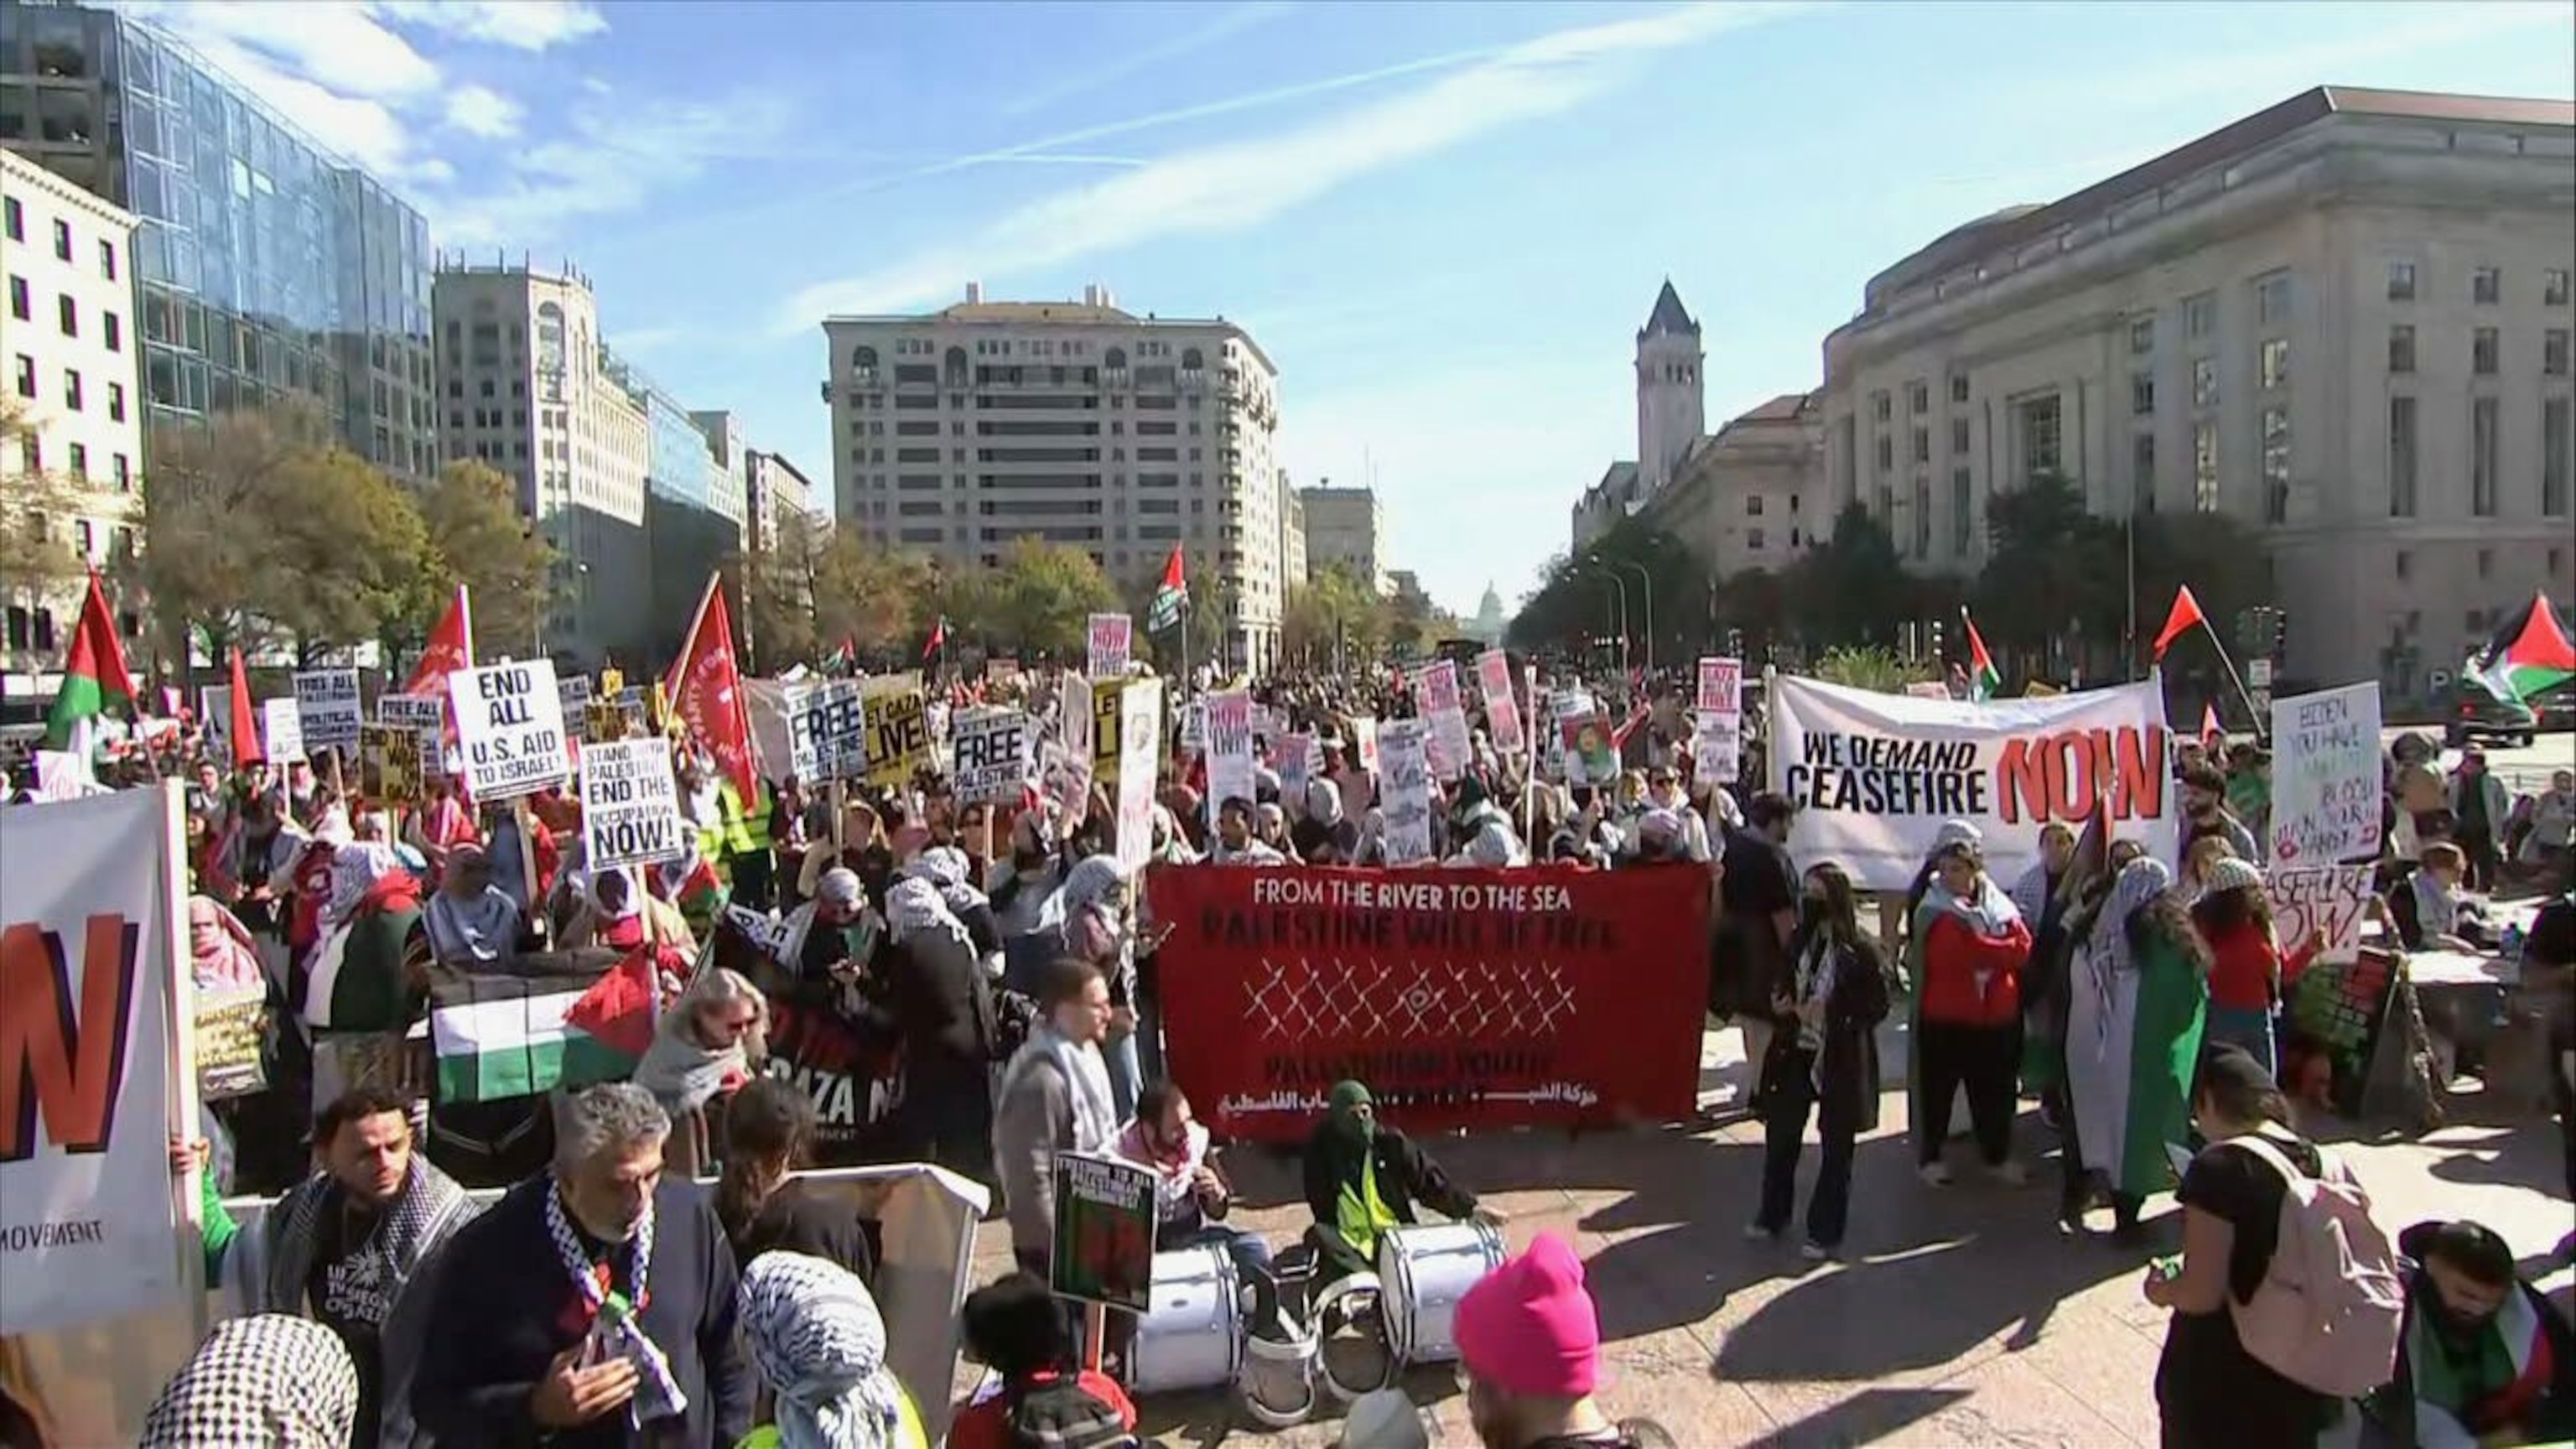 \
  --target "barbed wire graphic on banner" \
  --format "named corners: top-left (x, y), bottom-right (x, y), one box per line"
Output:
top-left (1240, 955), bottom-right (1579, 1043)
